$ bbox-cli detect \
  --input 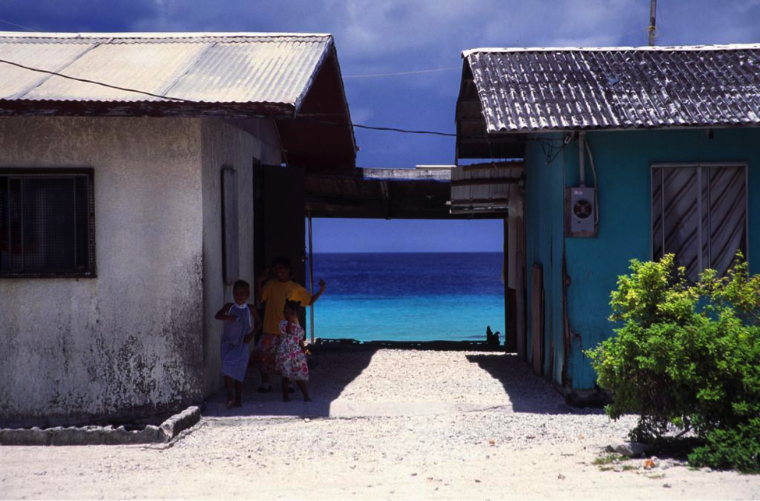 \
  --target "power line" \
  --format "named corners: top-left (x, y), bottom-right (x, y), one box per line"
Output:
top-left (0, 57), bottom-right (190, 102)
top-left (354, 123), bottom-right (454, 137)
top-left (344, 67), bottom-right (460, 78)
top-left (0, 18), bottom-right (36, 32)
top-left (0, 56), bottom-right (564, 144)
top-left (0, 57), bottom-right (458, 137)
